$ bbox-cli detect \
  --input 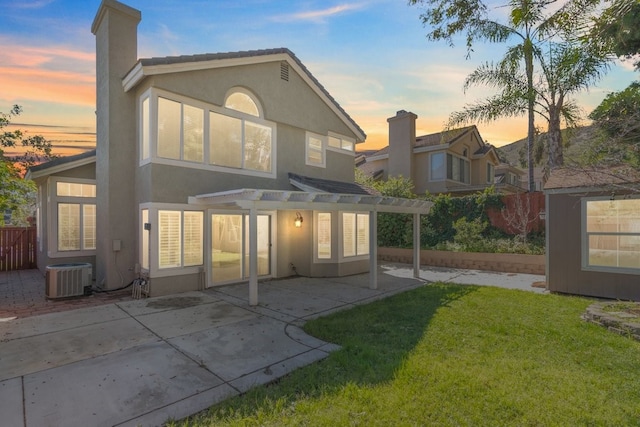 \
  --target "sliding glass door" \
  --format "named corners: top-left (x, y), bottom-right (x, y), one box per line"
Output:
top-left (210, 213), bottom-right (271, 285)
